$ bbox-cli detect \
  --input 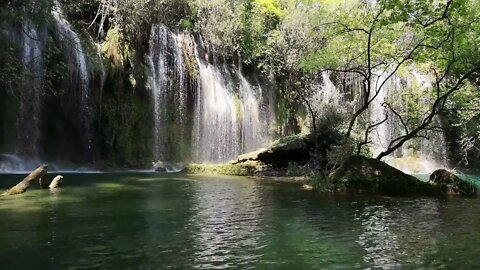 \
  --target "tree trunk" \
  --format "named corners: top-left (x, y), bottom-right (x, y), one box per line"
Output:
top-left (1, 165), bottom-right (48, 196)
